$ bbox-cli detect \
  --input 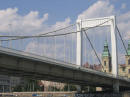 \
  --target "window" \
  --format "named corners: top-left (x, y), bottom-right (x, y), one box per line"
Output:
top-left (122, 67), bottom-right (125, 72)
top-left (104, 61), bottom-right (106, 66)
top-left (128, 59), bottom-right (130, 65)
